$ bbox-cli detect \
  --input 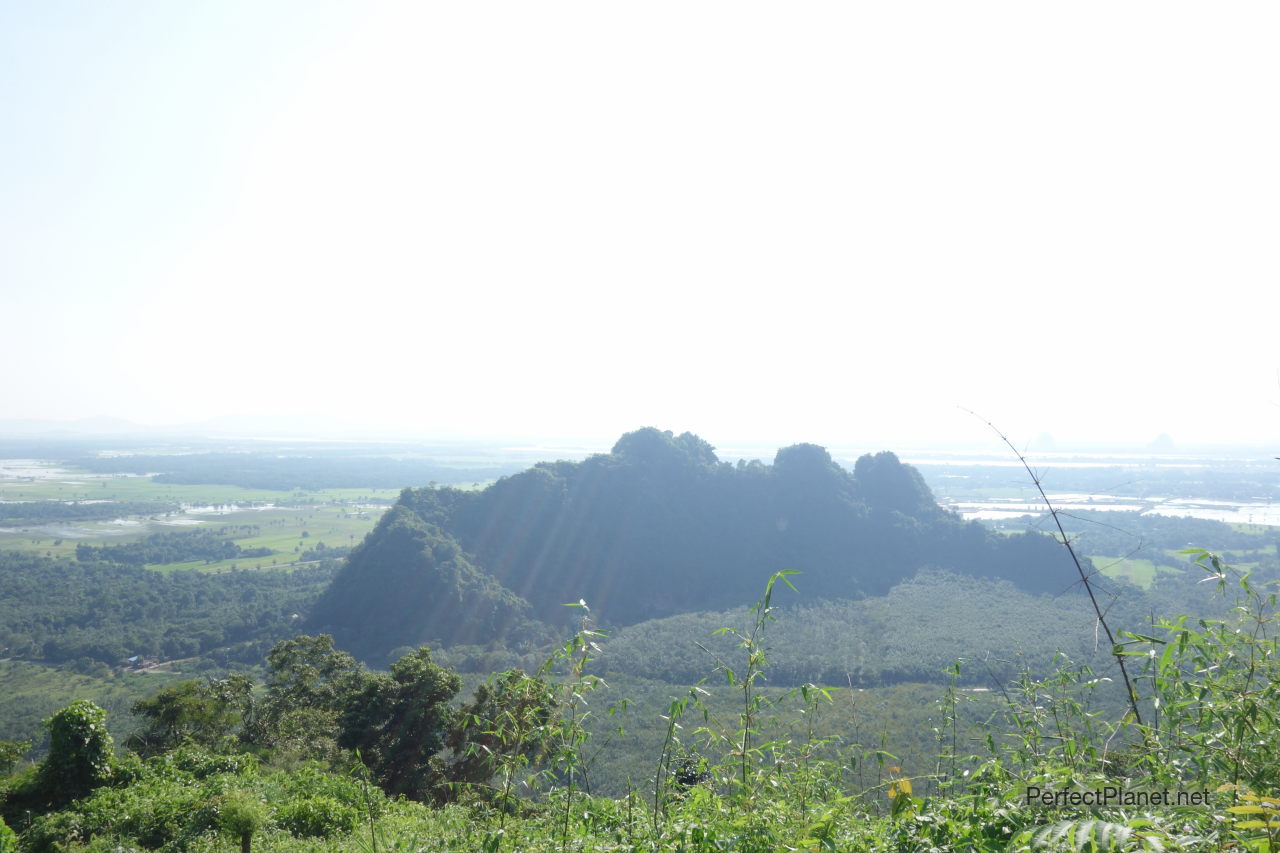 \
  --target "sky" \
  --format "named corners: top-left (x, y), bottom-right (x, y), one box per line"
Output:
top-left (3, 2), bottom-right (1278, 450)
